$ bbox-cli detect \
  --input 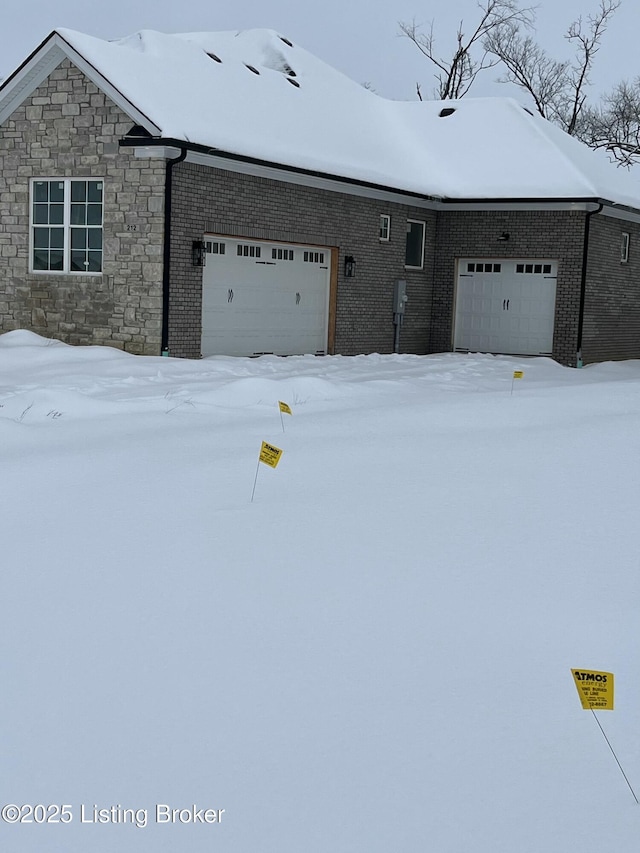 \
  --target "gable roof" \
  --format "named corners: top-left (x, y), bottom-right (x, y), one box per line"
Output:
top-left (2, 26), bottom-right (640, 209)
